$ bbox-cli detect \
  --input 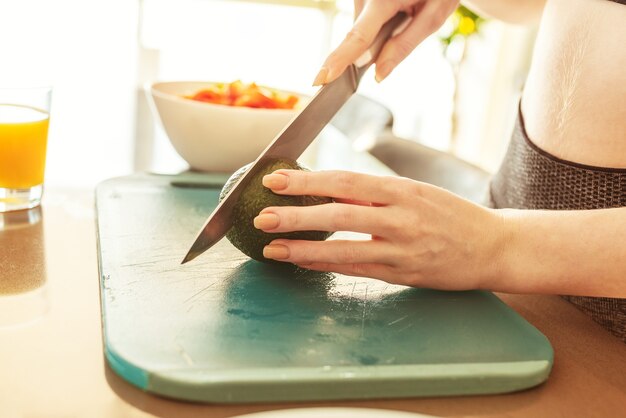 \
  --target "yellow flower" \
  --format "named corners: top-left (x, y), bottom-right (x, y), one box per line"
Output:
top-left (458, 16), bottom-right (476, 36)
